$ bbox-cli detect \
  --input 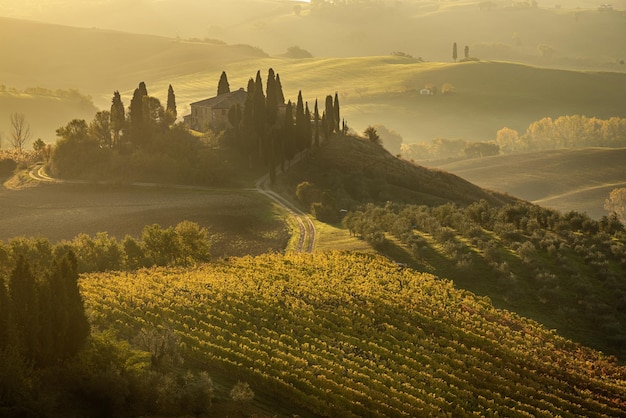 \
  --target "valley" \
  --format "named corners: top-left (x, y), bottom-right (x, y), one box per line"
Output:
top-left (1, 1), bottom-right (626, 416)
